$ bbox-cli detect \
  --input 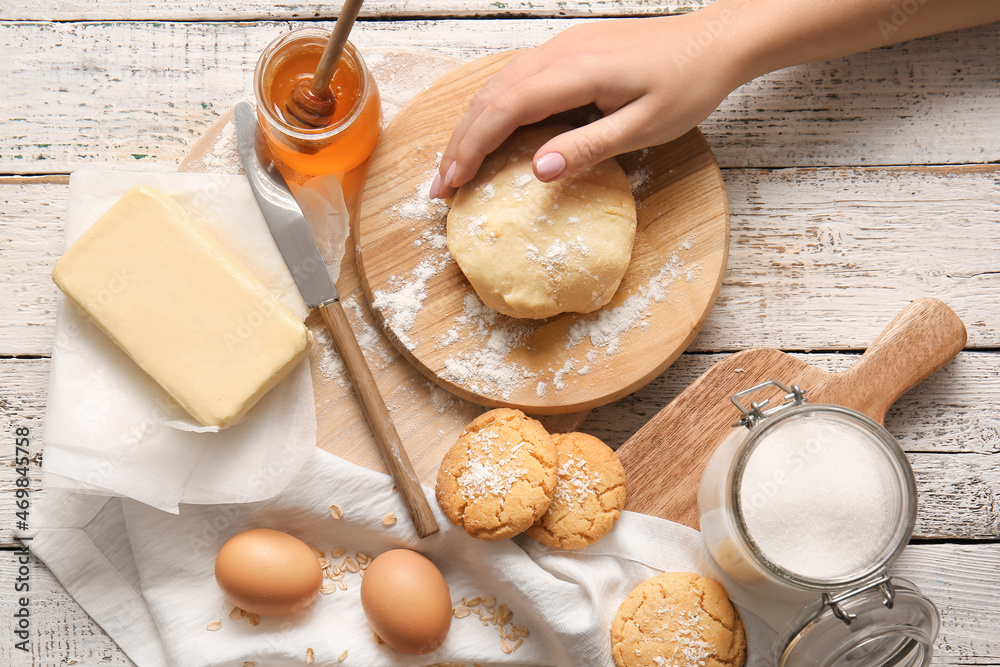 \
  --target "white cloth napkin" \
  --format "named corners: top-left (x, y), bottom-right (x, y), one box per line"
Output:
top-left (29, 447), bottom-right (782, 667)
top-left (42, 170), bottom-right (320, 513)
